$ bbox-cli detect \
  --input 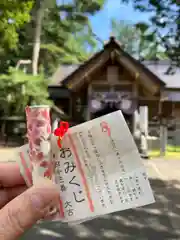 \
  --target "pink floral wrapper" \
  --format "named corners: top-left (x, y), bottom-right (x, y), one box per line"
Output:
top-left (17, 144), bottom-right (33, 187)
top-left (17, 143), bottom-right (64, 221)
top-left (24, 105), bottom-right (62, 220)
top-left (25, 105), bottom-right (55, 184)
